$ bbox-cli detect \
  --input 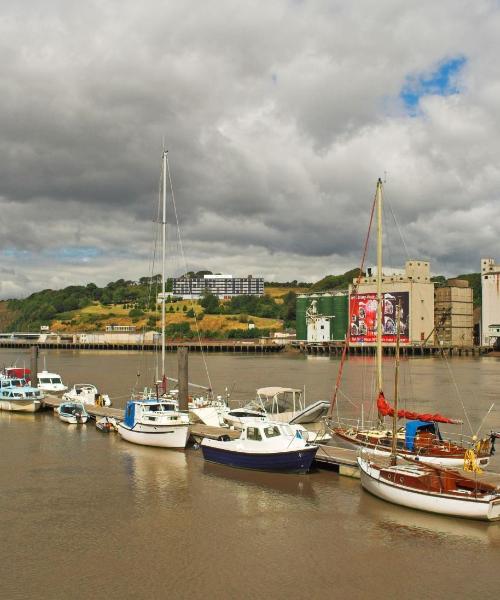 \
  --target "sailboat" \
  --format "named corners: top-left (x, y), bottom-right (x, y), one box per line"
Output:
top-left (117, 150), bottom-right (190, 449)
top-left (329, 179), bottom-right (492, 467)
top-left (358, 302), bottom-right (500, 521)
